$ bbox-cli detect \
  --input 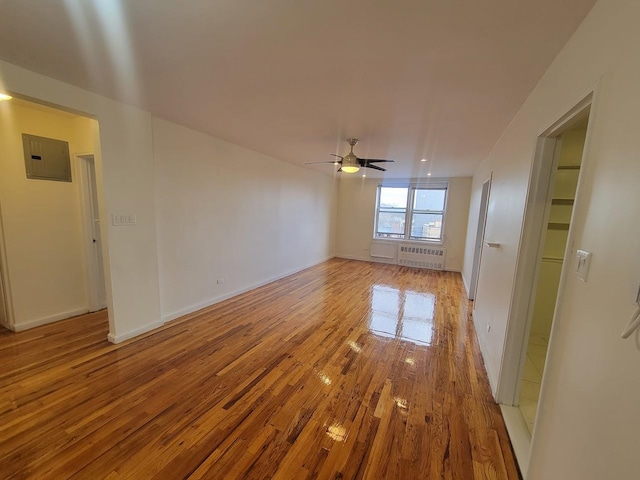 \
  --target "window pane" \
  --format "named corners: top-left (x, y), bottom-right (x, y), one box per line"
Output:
top-left (410, 213), bottom-right (443, 240)
top-left (376, 211), bottom-right (406, 237)
top-left (379, 187), bottom-right (408, 209)
top-left (413, 188), bottom-right (445, 211)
